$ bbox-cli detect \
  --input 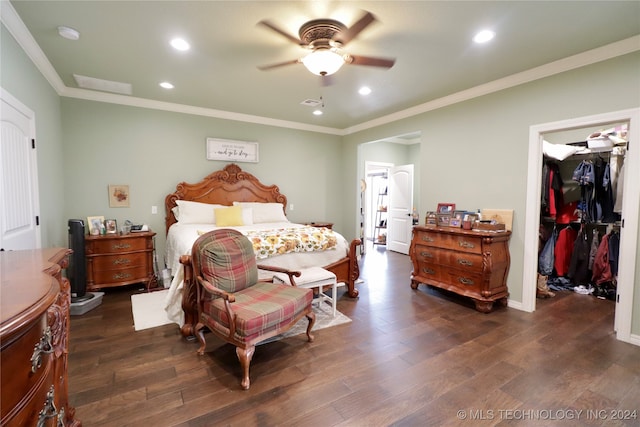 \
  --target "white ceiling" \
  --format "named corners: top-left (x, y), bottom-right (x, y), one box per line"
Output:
top-left (4, 1), bottom-right (640, 134)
